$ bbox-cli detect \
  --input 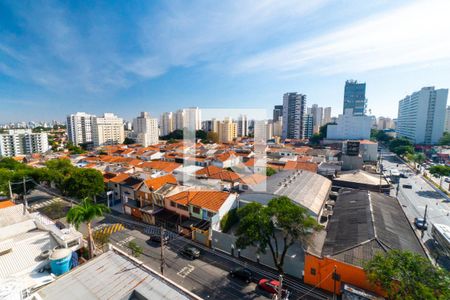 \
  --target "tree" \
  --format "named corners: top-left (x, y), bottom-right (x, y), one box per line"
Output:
top-left (195, 130), bottom-right (207, 140)
top-left (206, 131), bottom-right (219, 143)
top-left (364, 250), bottom-right (450, 300)
top-left (66, 142), bottom-right (85, 154)
top-left (64, 168), bottom-right (105, 200)
top-left (235, 196), bottom-right (320, 274)
top-left (309, 133), bottom-right (321, 145)
top-left (266, 167), bottom-right (277, 176)
top-left (123, 137), bottom-right (135, 145)
top-left (389, 137), bottom-right (413, 156)
top-left (440, 132), bottom-right (450, 146)
top-left (429, 165), bottom-right (450, 187)
top-left (161, 129), bottom-right (184, 140)
top-left (66, 198), bottom-right (110, 259)
top-left (392, 145), bottom-right (414, 156)
top-left (128, 241), bottom-right (143, 258)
